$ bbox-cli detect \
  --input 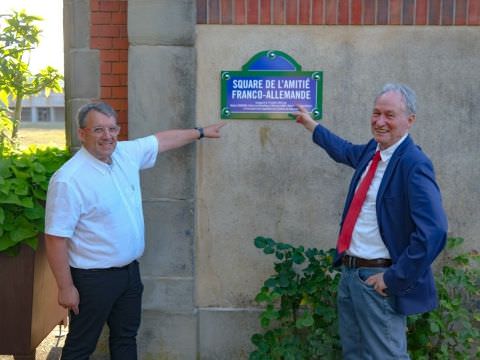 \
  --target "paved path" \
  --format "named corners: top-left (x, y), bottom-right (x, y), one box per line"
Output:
top-left (0, 326), bottom-right (66, 360)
